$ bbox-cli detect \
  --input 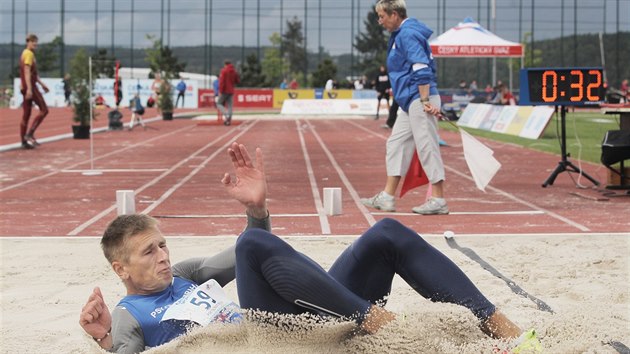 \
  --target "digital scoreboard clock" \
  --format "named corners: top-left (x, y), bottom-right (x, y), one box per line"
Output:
top-left (519, 67), bottom-right (605, 106)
